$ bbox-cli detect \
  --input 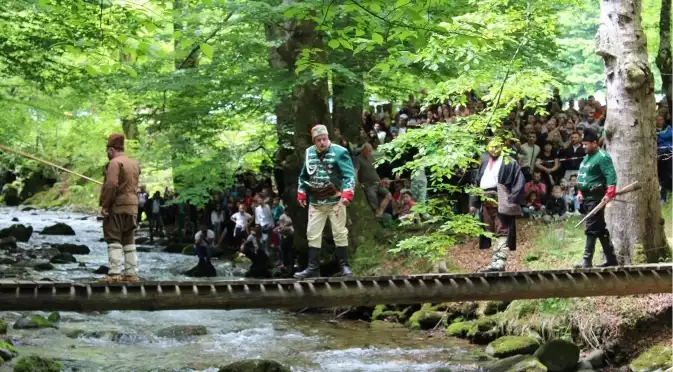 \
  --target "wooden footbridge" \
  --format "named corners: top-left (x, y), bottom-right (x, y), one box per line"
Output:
top-left (0, 264), bottom-right (670, 312)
